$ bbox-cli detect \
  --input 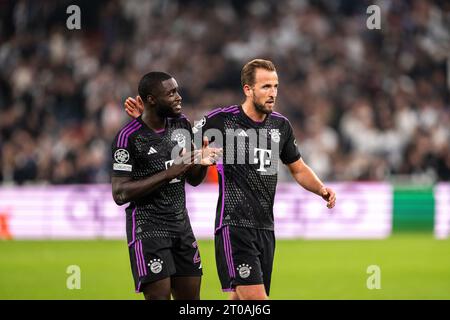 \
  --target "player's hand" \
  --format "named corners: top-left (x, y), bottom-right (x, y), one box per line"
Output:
top-left (198, 137), bottom-right (223, 166)
top-left (168, 148), bottom-right (198, 178)
top-left (124, 96), bottom-right (144, 119)
top-left (319, 186), bottom-right (336, 209)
